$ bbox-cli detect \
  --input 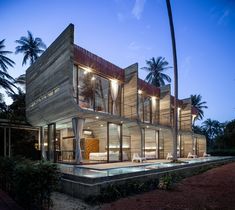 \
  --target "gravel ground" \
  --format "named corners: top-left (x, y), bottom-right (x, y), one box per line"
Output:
top-left (52, 192), bottom-right (101, 210)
